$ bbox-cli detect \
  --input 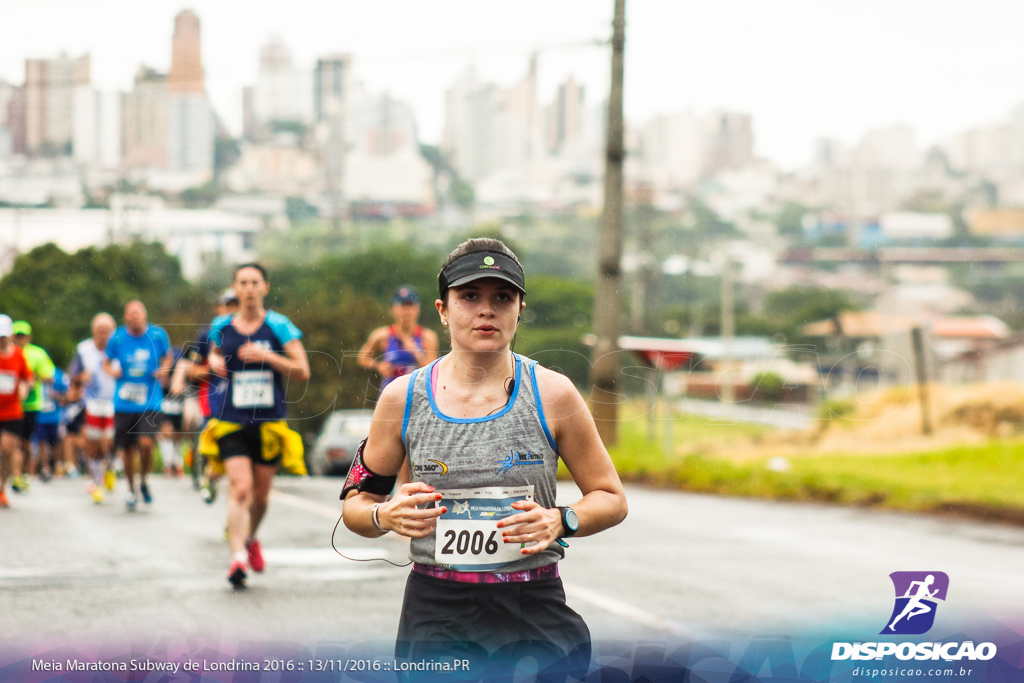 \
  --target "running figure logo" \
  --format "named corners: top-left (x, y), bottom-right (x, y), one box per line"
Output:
top-left (495, 450), bottom-right (545, 475)
top-left (881, 571), bottom-right (949, 635)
